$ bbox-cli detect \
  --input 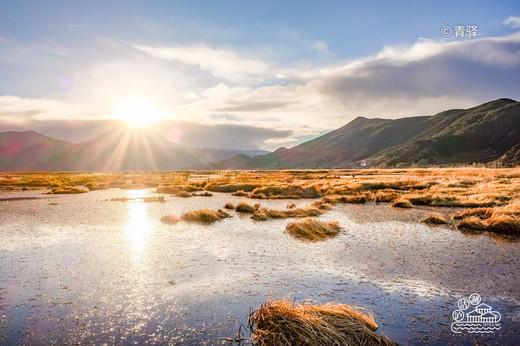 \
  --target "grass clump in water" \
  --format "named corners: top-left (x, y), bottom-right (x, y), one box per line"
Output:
top-left (224, 202), bottom-right (235, 210)
top-left (392, 198), bottom-right (412, 208)
top-left (48, 186), bottom-right (88, 194)
top-left (232, 190), bottom-right (250, 197)
top-left (175, 191), bottom-right (193, 198)
top-left (192, 191), bottom-right (213, 197)
top-left (249, 297), bottom-right (396, 346)
top-left (455, 200), bottom-right (520, 235)
top-left (181, 209), bottom-right (230, 224)
top-left (422, 213), bottom-right (448, 225)
top-left (236, 202), bottom-right (256, 213)
top-left (286, 218), bottom-right (341, 241)
top-left (252, 206), bottom-right (322, 220)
